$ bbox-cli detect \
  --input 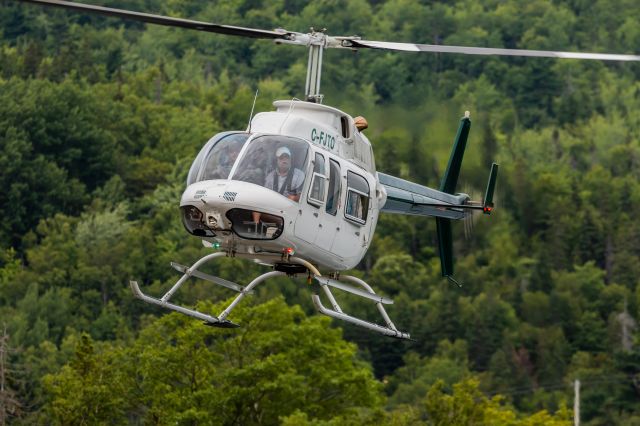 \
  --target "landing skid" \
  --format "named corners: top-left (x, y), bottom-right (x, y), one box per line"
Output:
top-left (288, 258), bottom-right (411, 339)
top-left (130, 252), bottom-right (284, 328)
top-left (130, 252), bottom-right (411, 340)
